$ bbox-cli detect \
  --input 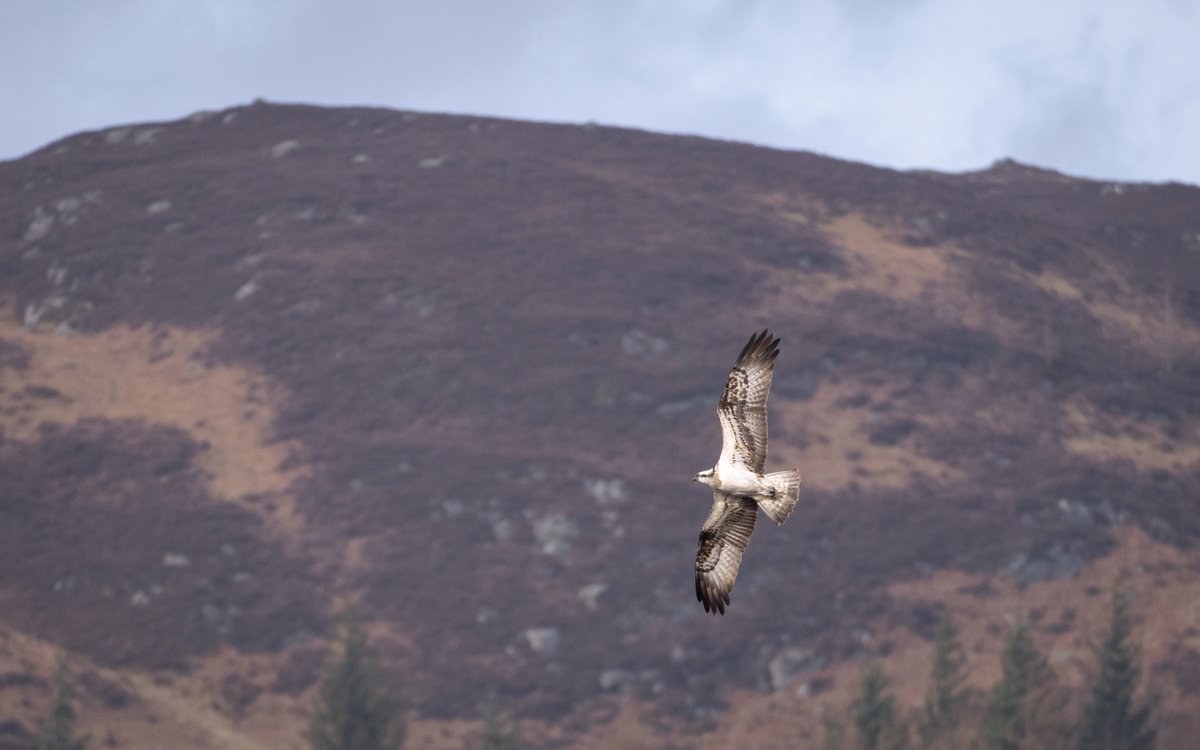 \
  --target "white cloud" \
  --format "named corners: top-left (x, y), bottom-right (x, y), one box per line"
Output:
top-left (1, 0), bottom-right (1196, 183)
